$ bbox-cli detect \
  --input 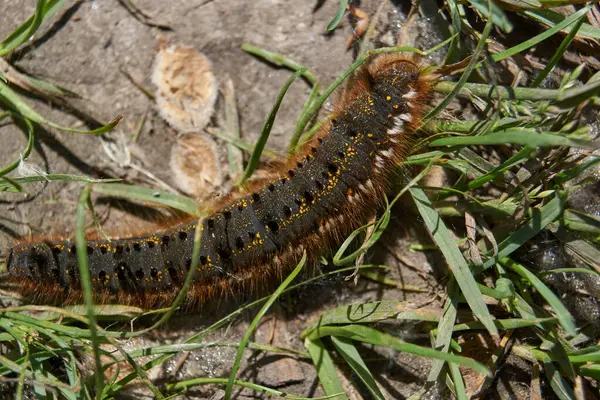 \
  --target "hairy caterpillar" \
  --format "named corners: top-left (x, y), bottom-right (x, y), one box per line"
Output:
top-left (4, 54), bottom-right (435, 310)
